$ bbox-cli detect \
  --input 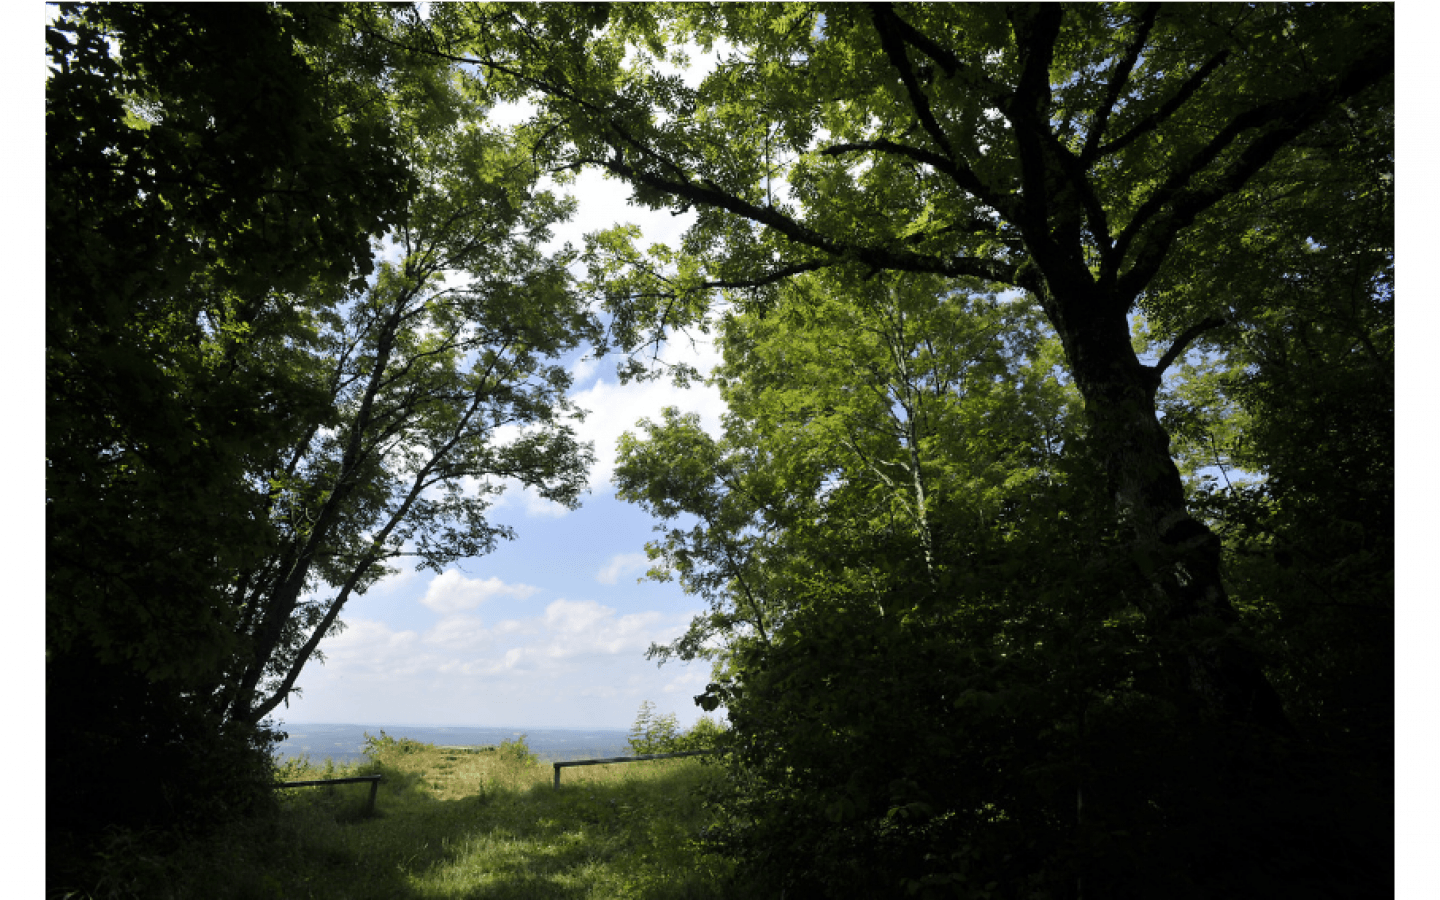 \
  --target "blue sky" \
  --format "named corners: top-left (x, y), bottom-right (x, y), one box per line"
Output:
top-left (274, 164), bottom-right (728, 733)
